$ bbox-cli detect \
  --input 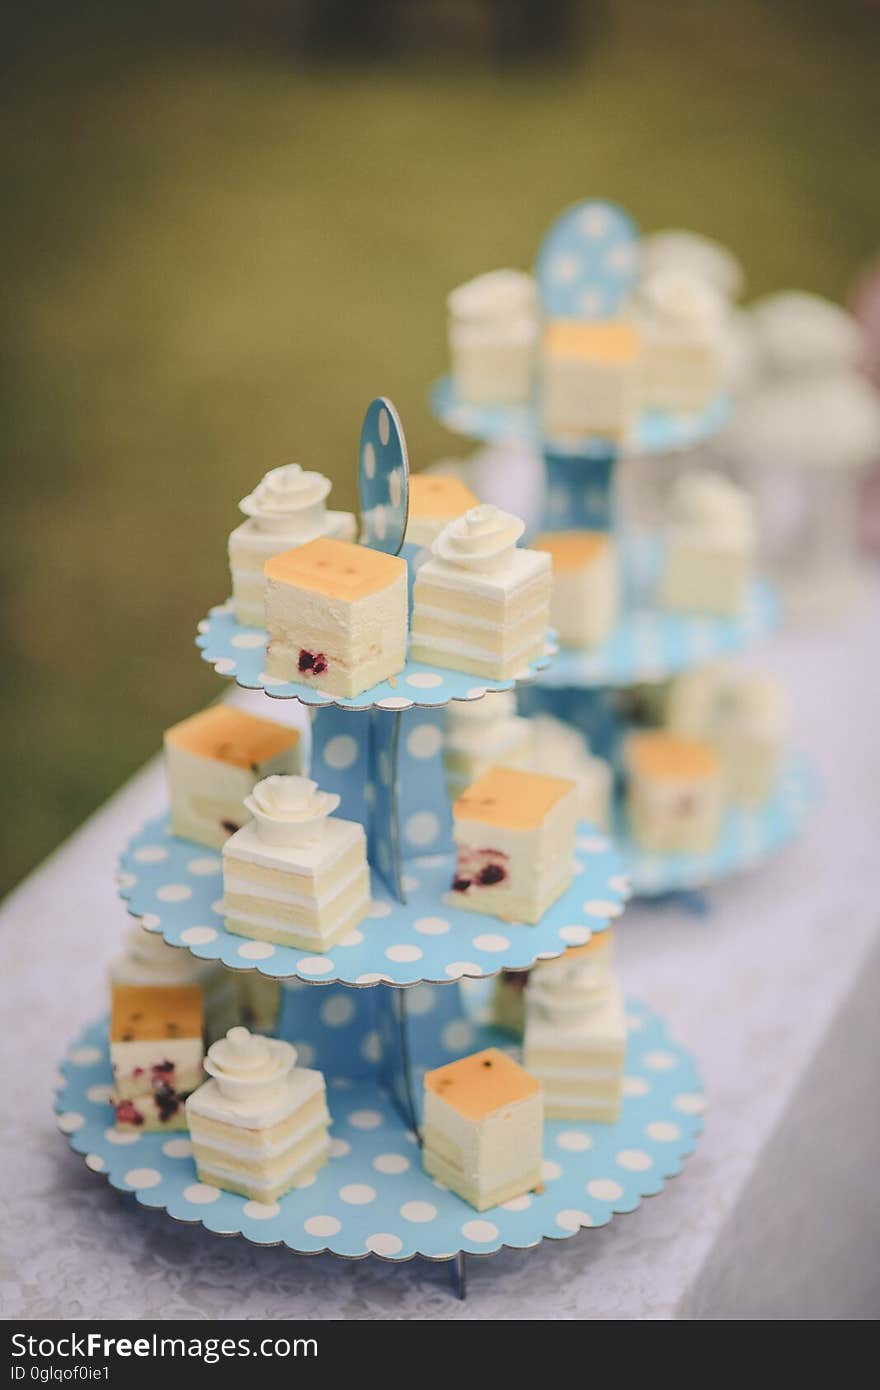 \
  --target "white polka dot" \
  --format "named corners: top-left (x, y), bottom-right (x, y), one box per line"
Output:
top-left (559, 925), bottom-right (591, 945)
top-left (157, 884), bottom-right (192, 903)
top-left (674, 1092), bottom-right (706, 1114)
top-left (401, 1201), bottom-right (436, 1223)
top-left (366, 1232), bottom-right (403, 1256)
top-left (323, 734), bottom-right (359, 770)
top-left (572, 859), bottom-right (585, 876)
top-left (230, 631), bottom-right (265, 650)
top-left (57, 1112), bottom-right (84, 1133)
top-left (501, 1194), bottom-right (532, 1212)
top-left (441, 1019), bottom-right (475, 1052)
top-left (361, 1031), bottom-right (382, 1063)
top-left (305, 1215), bottom-right (341, 1237)
top-left (385, 943), bottom-right (423, 965)
top-left (329, 1139), bottom-right (351, 1158)
top-left (401, 874), bottom-right (420, 892)
top-left (340, 1184), bottom-right (376, 1205)
top-left (243, 1200), bottom-right (280, 1220)
top-left (461, 1219), bottom-right (498, 1244)
top-left (187, 857), bottom-right (221, 876)
top-left (412, 916), bottom-right (449, 940)
top-left (214, 657), bottom-right (236, 675)
top-left (141, 914), bottom-right (161, 931)
top-left (290, 1040), bottom-right (315, 1067)
top-left (85, 1153), bottom-right (105, 1173)
top-left (587, 1178), bottom-right (623, 1202)
top-left (643, 1051), bottom-right (677, 1072)
top-left (404, 984), bottom-right (436, 1015)
top-left (162, 1138), bottom-right (193, 1158)
top-left (445, 961), bottom-right (481, 980)
top-left (86, 1084), bottom-right (113, 1104)
top-left (294, 1171), bottom-right (317, 1190)
top-left (348, 1109), bottom-right (382, 1130)
top-left (337, 929), bottom-right (363, 947)
top-left (377, 696), bottom-right (410, 710)
top-left (364, 782), bottom-right (375, 806)
top-left (622, 1076), bottom-right (650, 1097)
top-left (608, 874), bottom-right (630, 895)
top-left (373, 1153), bottom-right (410, 1175)
top-left (356, 972), bottom-right (393, 985)
top-left (125, 1167), bottom-right (161, 1189)
top-left (237, 940), bottom-right (275, 960)
top-left (646, 1121), bottom-right (681, 1142)
top-left (580, 205), bottom-right (610, 236)
top-left (321, 995), bottom-right (355, 1027)
top-left (211, 899), bottom-right (225, 915)
top-left (389, 468), bottom-right (402, 508)
top-left (367, 900), bottom-right (392, 919)
top-left (378, 751), bottom-right (393, 785)
top-left (556, 1209), bottom-right (591, 1232)
top-left (553, 253), bottom-right (580, 283)
top-left (617, 1149), bottom-right (652, 1171)
top-left (181, 926), bottom-right (217, 946)
top-left (134, 846), bottom-right (168, 864)
top-left (105, 1126), bottom-right (141, 1145)
top-left (465, 686), bottom-right (487, 700)
top-left (378, 407), bottom-right (391, 445)
top-left (297, 956), bottom-right (335, 976)
top-left (363, 442), bottom-right (376, 479)
top-left (406, 724), bottom-right (443, 759)
top-left (577, 835), bottom-right (609, 852)
top-left (473, 933), bottom-right (510, 953)
top-left (184, 1182), bottom-right (221, 1204)
top-left (557, 1131), bottom-right (592, 1152)
top-left (542, 1159), bottom-right (563, 1182)
top-left (406, 672), bottom-right (442, 689)
top-left (583, 898), bottom-right (622, 918)
top-left (117, 872), bottom-right (137, 890)
top-left (69, 1046), bottom-right (102, 1066)
top-left (626, 1014), bottom-right (645, 1031)
top-left (405, 812), bottom-right (439, 847)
